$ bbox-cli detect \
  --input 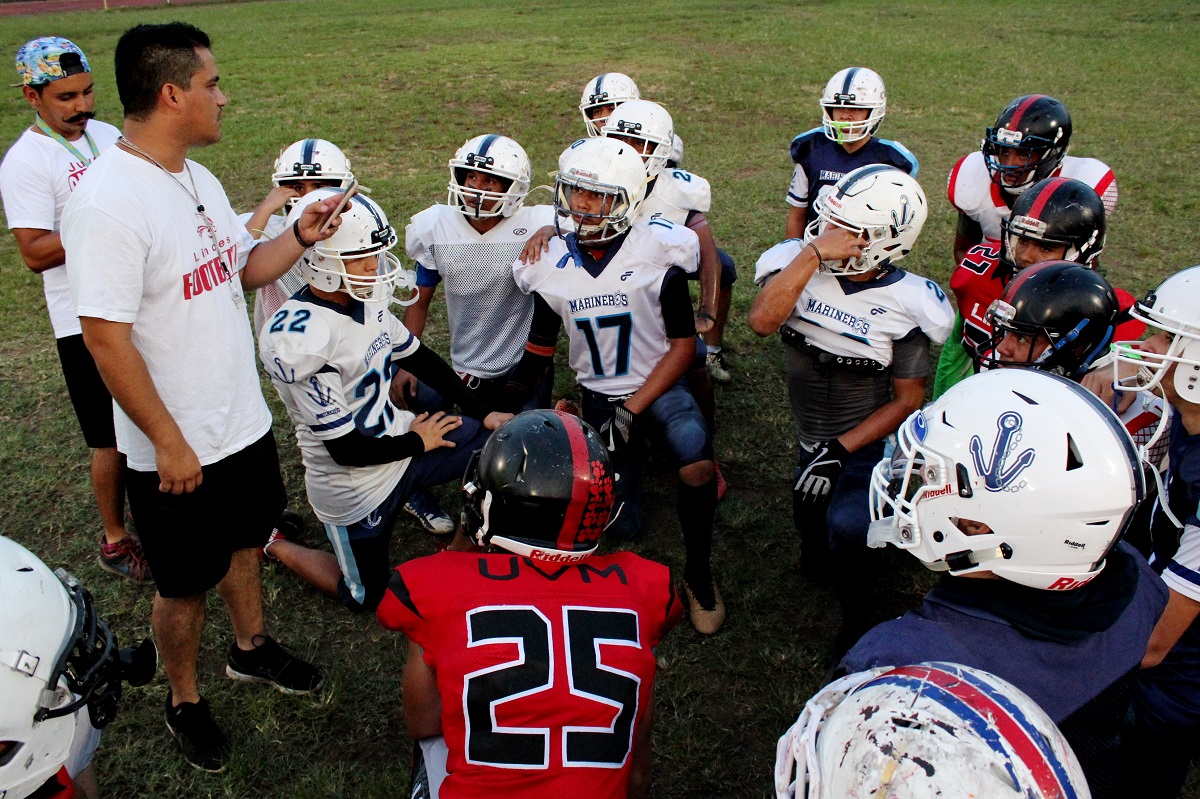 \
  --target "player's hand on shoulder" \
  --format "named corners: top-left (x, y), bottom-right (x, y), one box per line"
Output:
top-left (410, 411), bottom-right (463, 452)
top-left (518, 225), bottom-right (557, 264)
top-left (483, 411), bottom-right (513, 430)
